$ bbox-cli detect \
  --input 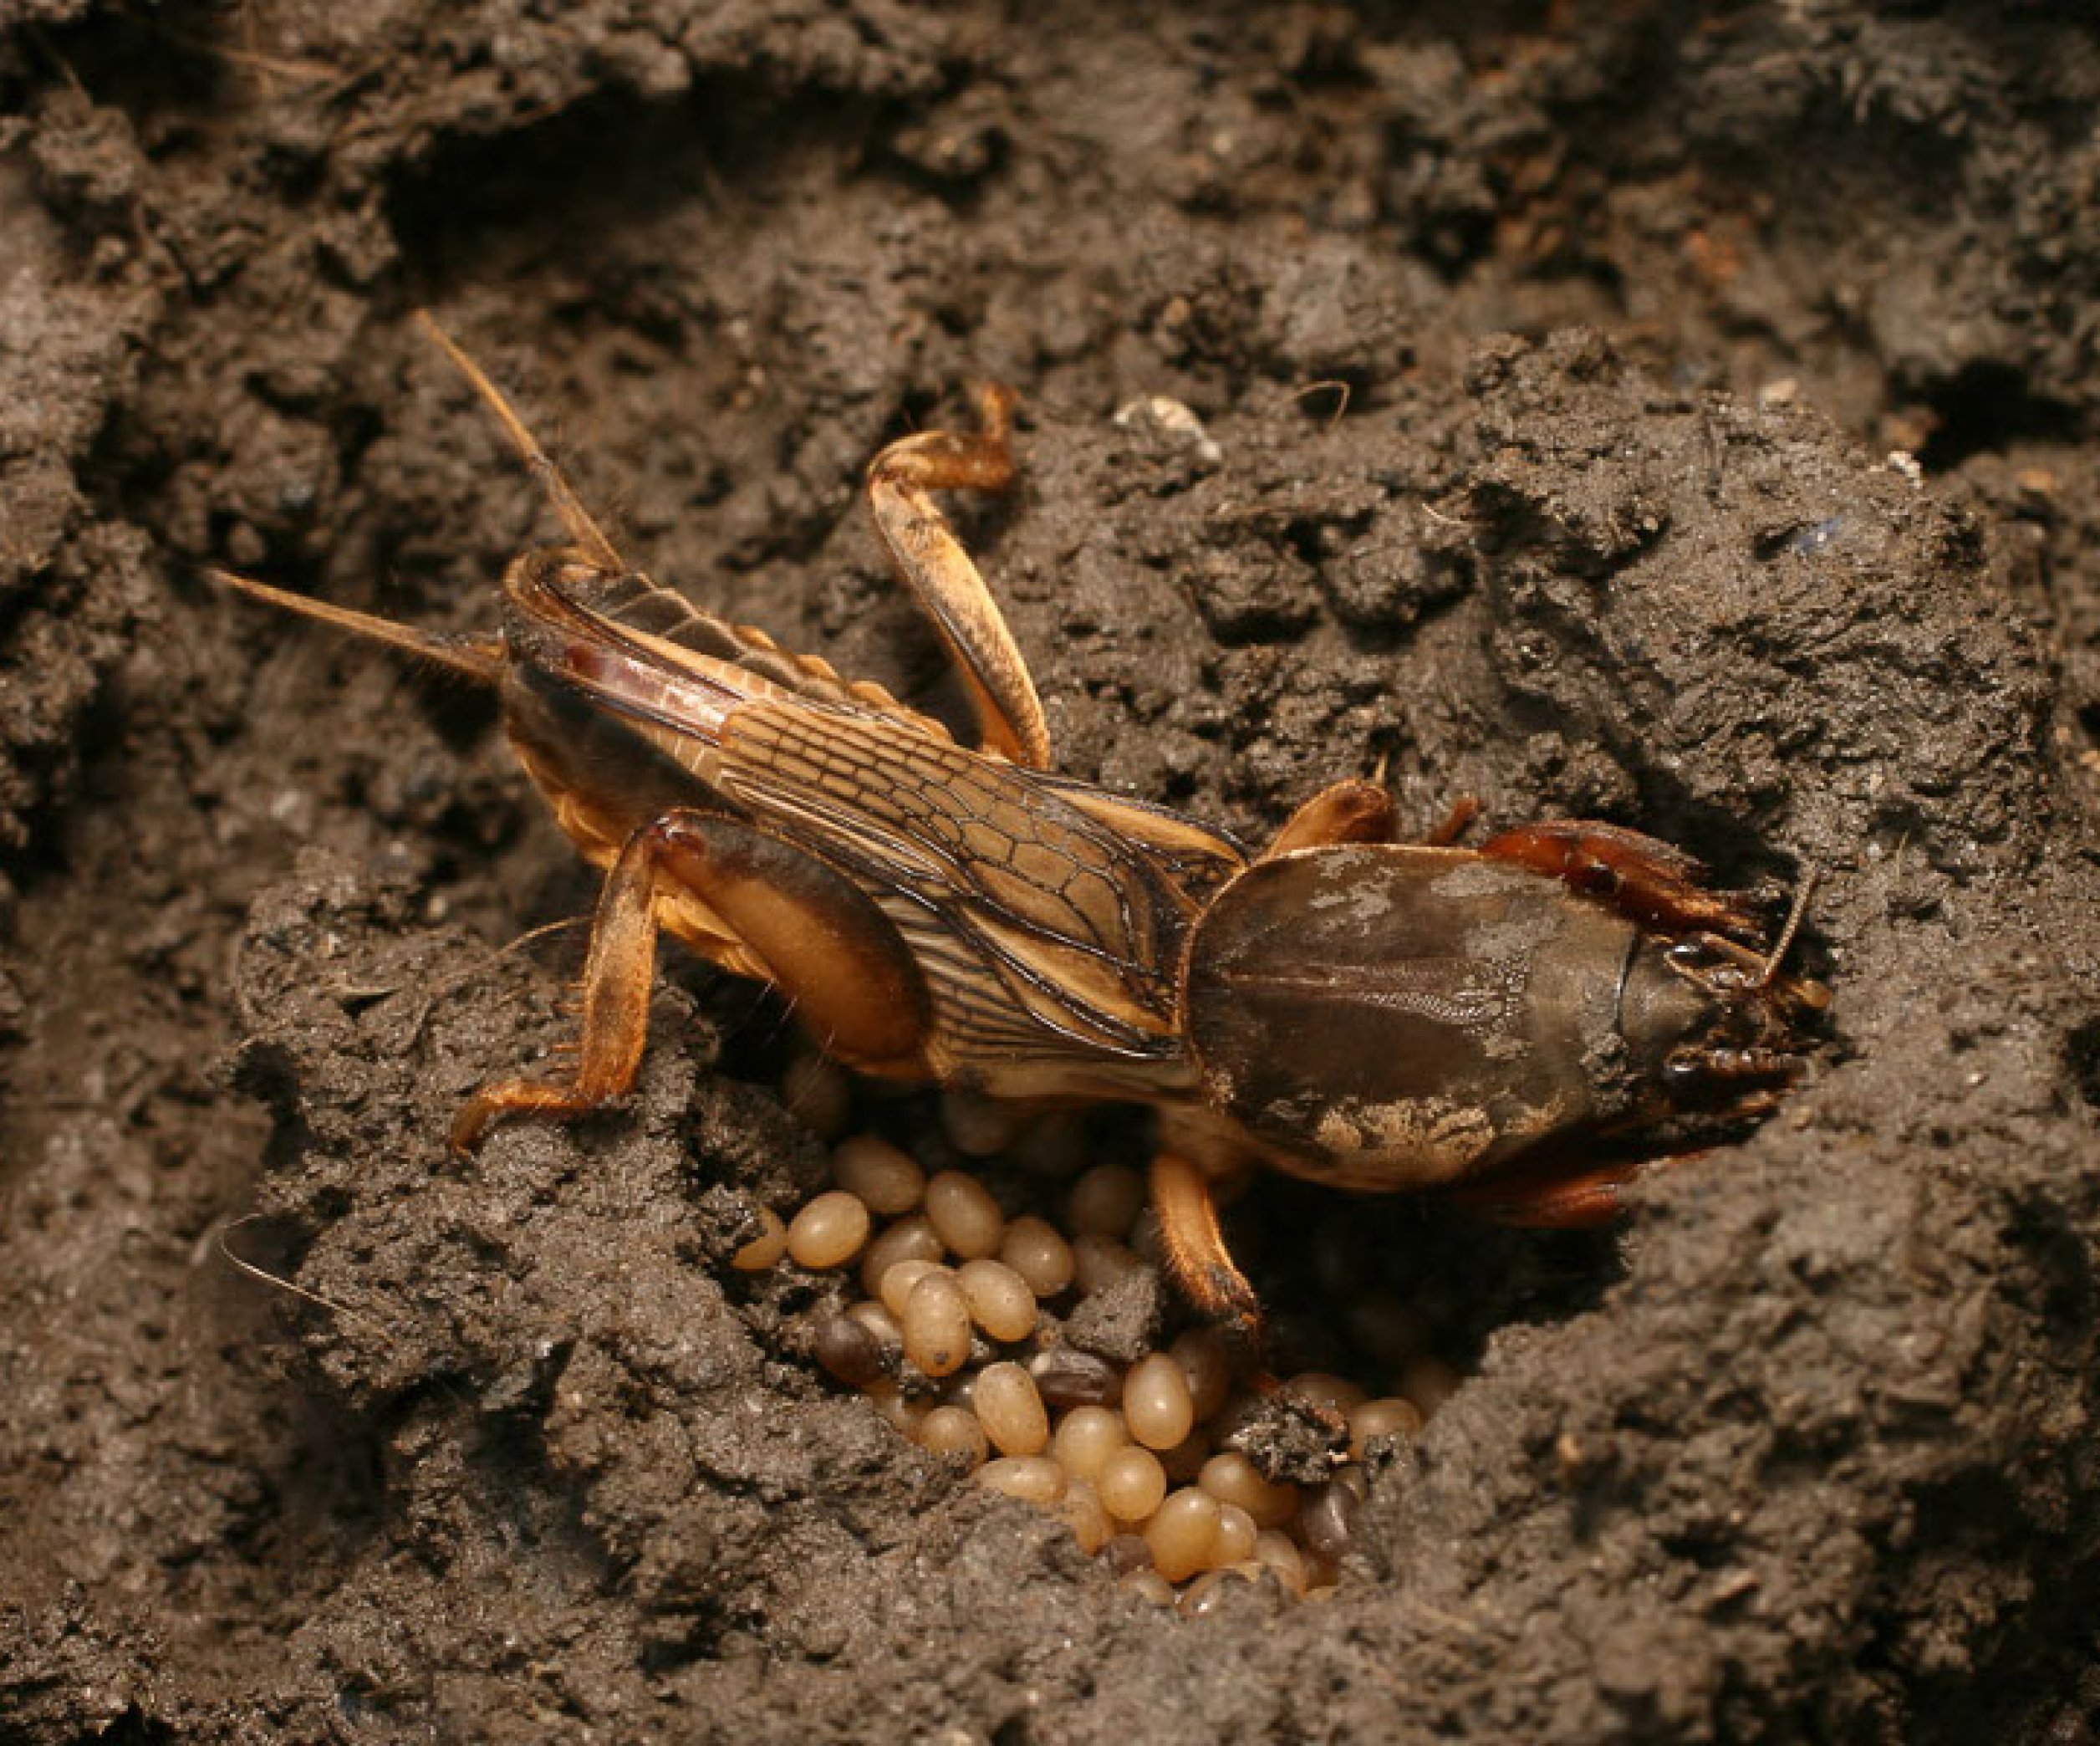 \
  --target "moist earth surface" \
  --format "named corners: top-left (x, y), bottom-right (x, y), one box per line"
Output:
top-left (4, 4), bottom-right (2100, 1743)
